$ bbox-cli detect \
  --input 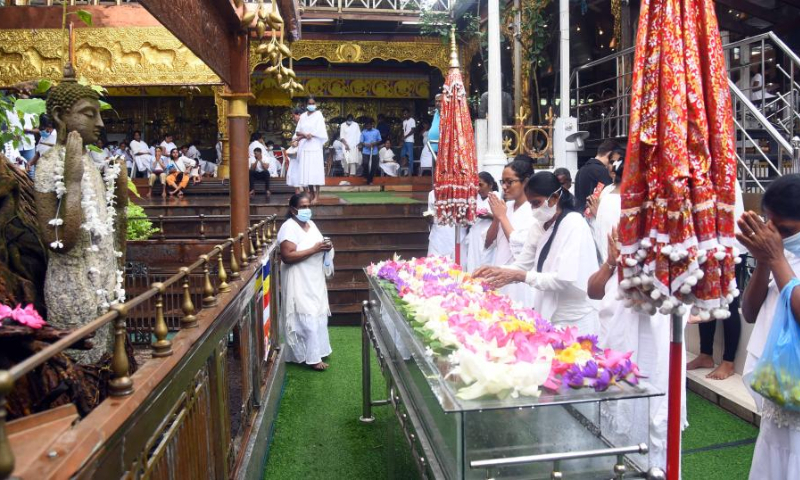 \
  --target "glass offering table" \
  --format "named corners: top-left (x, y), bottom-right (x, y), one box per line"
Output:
top-left (360, 275), bottom-right (668, 480)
